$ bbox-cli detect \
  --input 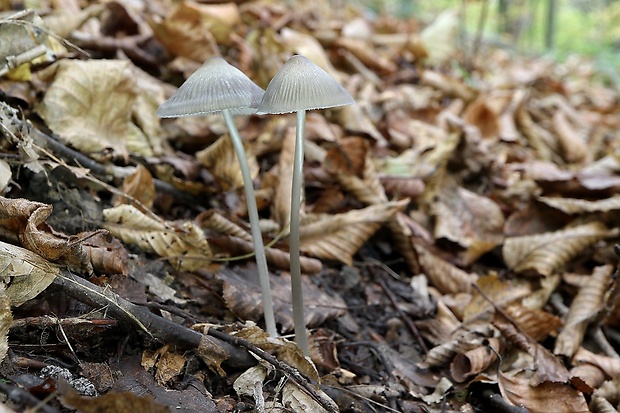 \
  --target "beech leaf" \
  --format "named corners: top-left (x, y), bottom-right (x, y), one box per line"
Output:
top-left (502, 221), bottom-right (612, 276)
